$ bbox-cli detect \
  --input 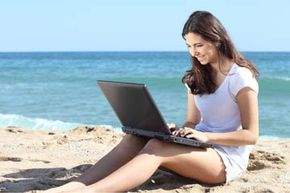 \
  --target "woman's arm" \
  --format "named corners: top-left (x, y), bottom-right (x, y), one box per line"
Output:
top-left (172, 91), bottom-right (200, 134)
top-left (205, 87), bottom-right (259, 146)
top-left (179, 87), bottom-right (259, 146)
top-left (182, 91), bottom-right (201, 128)
top-left (181, 87), bottom-right (259, 146)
